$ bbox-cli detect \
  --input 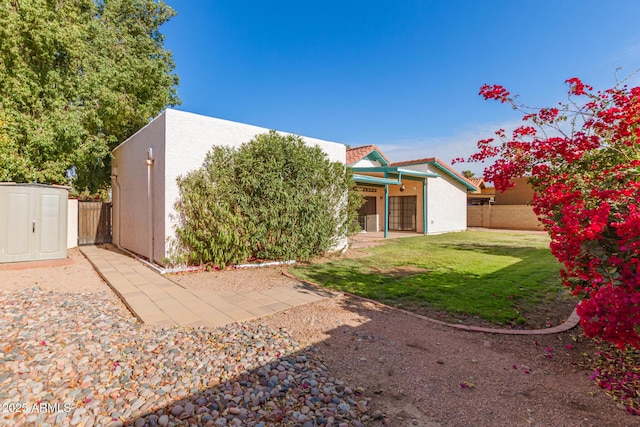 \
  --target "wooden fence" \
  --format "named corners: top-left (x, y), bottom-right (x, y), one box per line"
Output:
top-left (78, 201), bottom-right (112, 245)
